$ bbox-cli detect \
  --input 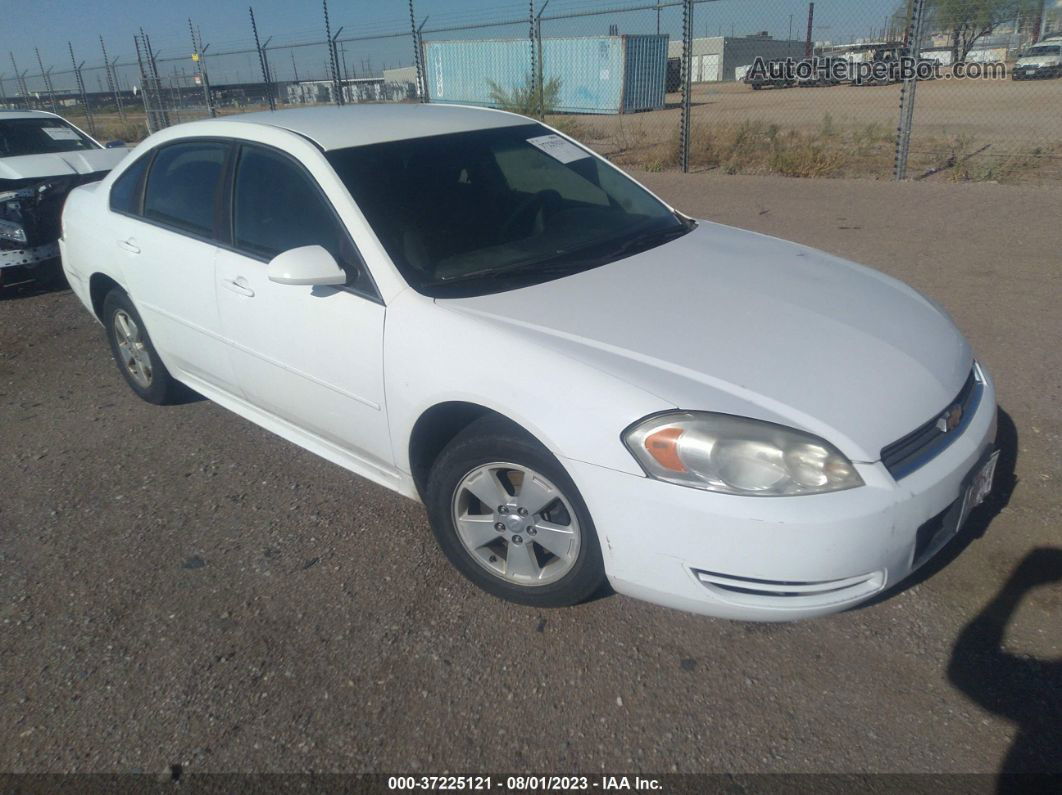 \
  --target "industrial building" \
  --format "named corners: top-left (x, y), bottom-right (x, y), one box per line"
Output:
top-left (285, 77), bottom-right (414, 106)
top-left (666, 34), bottom-right (808, 83)
top-left (424, 34), bottom-right (668, 114)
